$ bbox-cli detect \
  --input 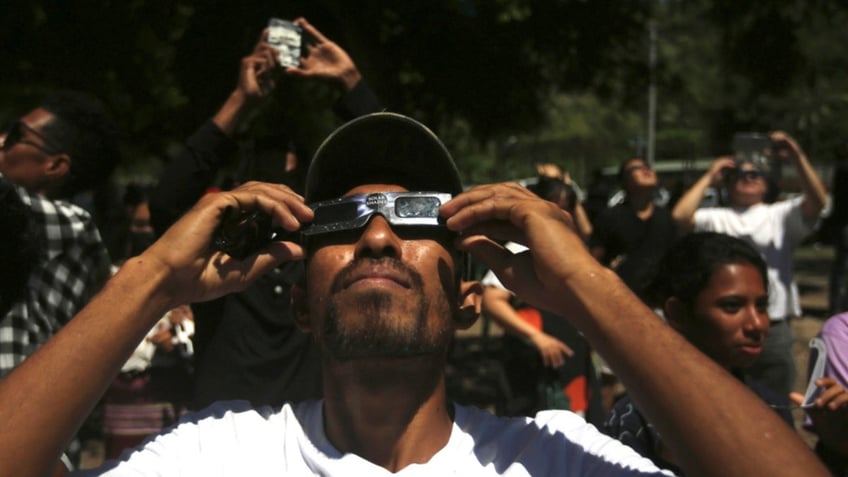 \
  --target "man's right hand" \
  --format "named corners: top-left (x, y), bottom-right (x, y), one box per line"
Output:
top-left (140, 182), bottom-right (313, 308)
top-left (442, 182), bottom-right (596, 316)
